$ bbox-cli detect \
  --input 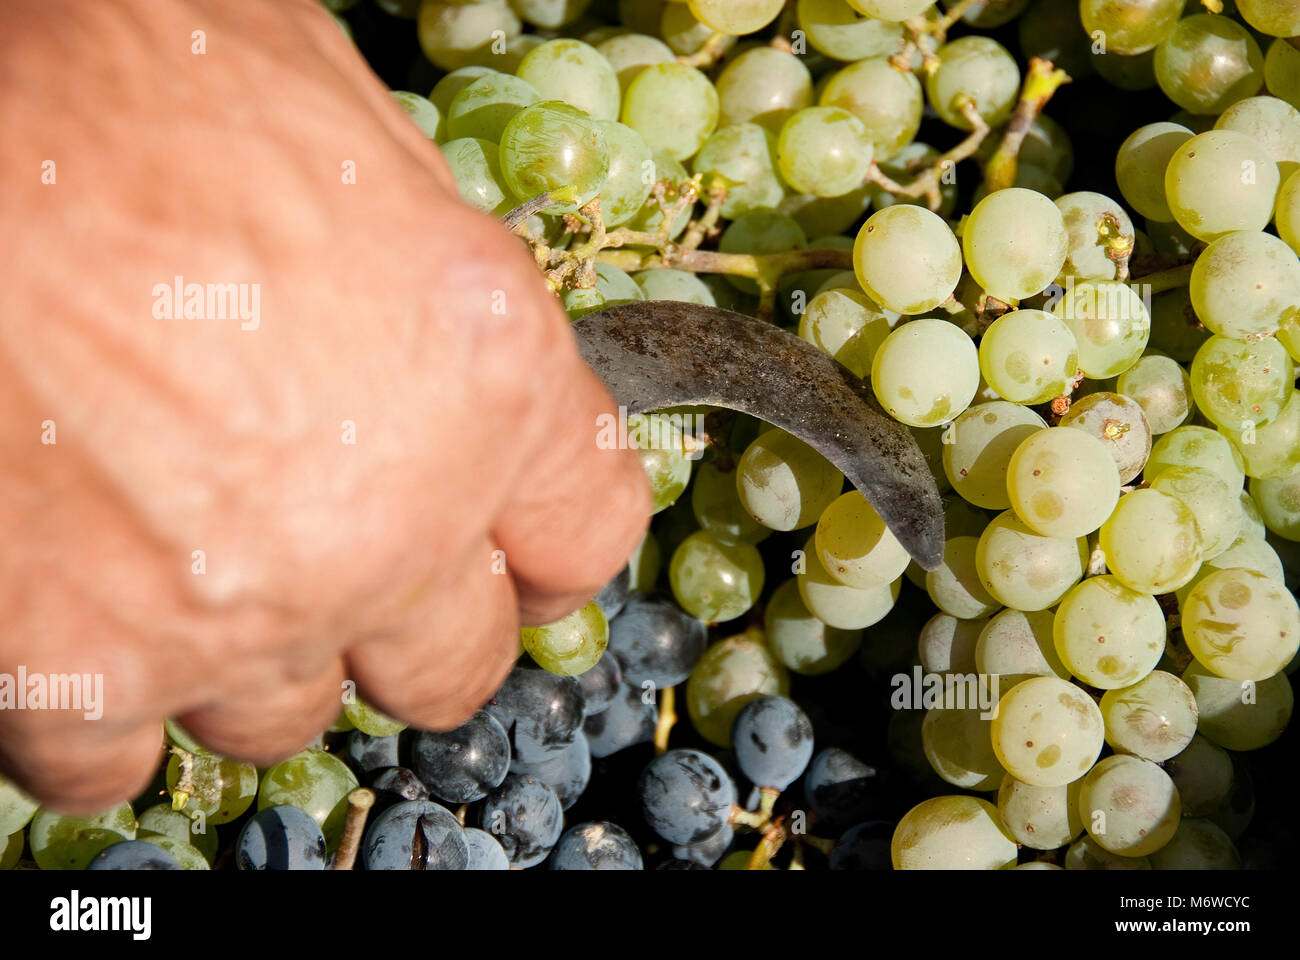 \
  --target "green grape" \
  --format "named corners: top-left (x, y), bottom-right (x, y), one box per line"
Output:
top-left (1099, 670), bottom-right (1198, 762)
top-left (963, 188), bottom-right (1069, 302)
top-left (693, 123), bottom-right (785, 218)
top-left (440, 138), bottom-right (515, 216)
top-left (1059, 392), bottom-right (1153, 484)
top-left (1077, 755), bottom-right (1181, 857)
top-left (1182, 659), bottom-right (1293, 750)
top-left (871, 319), bottom-right (979, 427)
top-left (621, 62), bottom-right (719, 161)
top-left (30, 804), bottom-right (137, 871)
top-left (445, 74), bottom-right (540, 142)
top-left (690, 459), bottom-right (768, 545)
top-left (342, 697), bottom-right (406, 738)
top-left (511, 0), bottom-right (593, 29)
top-left (1150, 465), bottom-right (1240, 560)
top-left (635, 268), bottom-right (715, 306)
top-left (1191, 336), bottom-right (1293, 434)
top-left (891, 796), bottom-right (1018, 870)
top-left (927, 536), bottom-right (1002, 619)
top-left (1114, 122), bottom-right (1193, 222)
top-left (1252, 472), bottom-right (1300, 540)
top-left (1053, 575), bottom-right (1165, 689)
top-left (797, 0), bottom-right (906, 62)
top-left (735, 427), bottom-right (842, 531)
top-left (1019, 0), bottom-right (1094, 83)
top-left (919, 612), bottom-right (985, 674)
top-left (562, 286), bottom-right (606, 321)
top-left (849, 0), bottom-right (933, 18)
top-left (797, 535), bottom-right (901, 629)
top-left (976, 608), bottom-right (1070, 691)
top-left (925, 36), bottom-right (1020, 131)
top-left (1154, 15), bottom-right (1265, 115)
top-left (500, 34), bottom-right (545, 74)
top-left (521, 600), bottom-right (609, 676)
top-left (1080, 0), bottom-right (1182, 55)
top-left (1117, 353), bottom-right (1194, 435)
top-left (1266, 38), bottom-right (1300, 111)
top-left (1221, 391), bottom-right (1300, 480)
top-left (943, 0), bottom-right (1030, 28)
top-left (498, 101), bottom-right (609, 213)
top-left (515, 39), bottom-right (619, 121)
top-left (1052, 280), bottom-right (1150, 379)
top-left (1177, 535), bottom-right (1285, 609)
top-left (687, 0), bottom-right (784, 34)
top-left (686, 630), bottom-right (789, 746)
top-left (627, 413), bottom-right (692, 514)
top-left (660, 2), bottom-right (713, 55)
top-left (798, 287), bottom-right (897, 378)
top-left (868, 142), bottom-right (959, 217)
top-left (1215, 96), bottom-right (1300, 173)
top-left (1007, 426), bottom-right (1120, 539)
top-left (391, 90), bottom-right (442, 141)
top-left (594, 120), bottom-right (656, 226)
top-left (1055, 192), bottom-right (1135, 282)
top-left (1236, 0), bottom-right (1300, 38)
top-left (597, 33), bottom-right (675, 92)
top-left (814, 491), bottom-right (911, 589)
top-left (854, 207), bottom-right (963, 315)
top-left (1149, 818), bottom-right (1242, 870)
top-left (1164, 733), bottom-right (1234, 816)
top-left (1164, 131), bottom-right (1279, 242)
top-left (977, 309), bottom-right (1079, 405)
top-left (764, 577), bottom-right (862, 675)
top-left (0, 829), bottom-right (22, 870)
top-left (715, 47), bottom-right (814, 133)
top-left (1091, 47), bottom-right (1158, 92)
top-left (997, 774), bottom-right (1084, 849)
top-left (1064, 834), bottom-right (1152, 869)
top-left (943, 401), bottom-right (1046, 510)
top-left (922, 707), bottom-right (1003, 792)
top-left (777, 107), bottom-right (873, 199)
top-left (417, 2), bottom-right (522, 71)
top-left (327, 709), bottom-right (355, 734)
top-left (990, 676), bottom-right (1104, 787)
top-left (257, 749), bottom-right (359, 851)
top-left (669, 530), bottom-right (765, 623)
top-left (137, 802), bottom-right (218, 863)
top-left (818, 56), bottom-right (924, 159)
top-left (720, 210), bottom-right (808, 294)
top-left (0, 776), bottom-right (38, 837)
top-left (1182, 568), bottom-right (1300, 681)
top-left (597, 262), bottom-right (648, 300)
top-left (166, 752), bottom-right (258, 825)
top-left (623, 151), bottom-right (693, 239)
top-left (1099, 489), bottom-right (1203, 594)
top-left (1145, 425), bottom-right (1245, 491)
top-left (1279, 168), bottom-right (1300, 256)
top-left (977, 510), bottom-right (1088, 612)
top-left (1190, 232), bottom-right (1300, 341)
top-left (1238, 490), bottom-right (1267, 540)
